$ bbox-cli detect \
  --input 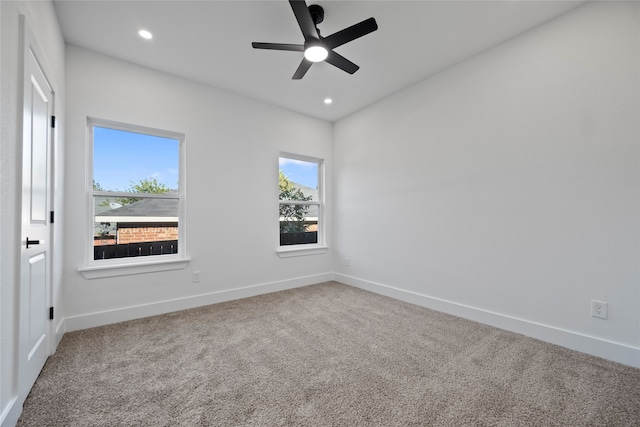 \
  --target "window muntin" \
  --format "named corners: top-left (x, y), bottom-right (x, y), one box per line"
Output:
top-left (278, 154), bottom-right (322, 247)
top-left (89, 119), bottom-right (184, 263)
